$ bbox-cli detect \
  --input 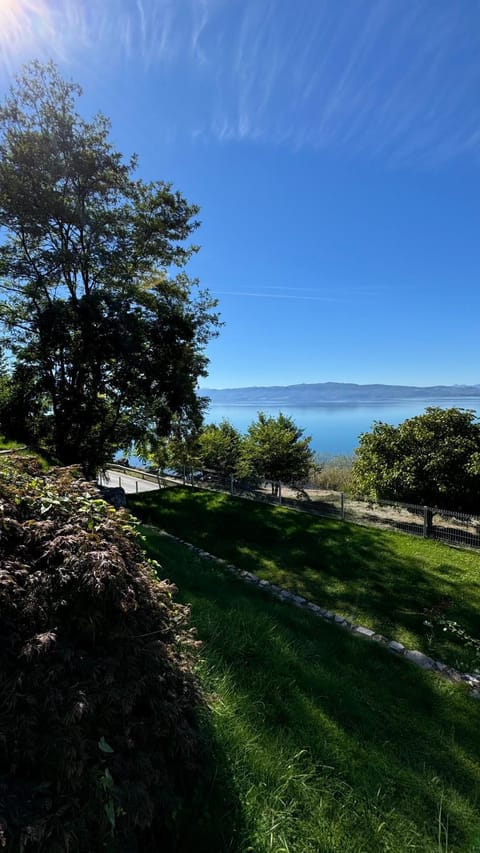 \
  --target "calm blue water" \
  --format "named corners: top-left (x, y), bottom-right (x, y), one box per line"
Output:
top-left (205, 399), bottom-right (480, 456)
